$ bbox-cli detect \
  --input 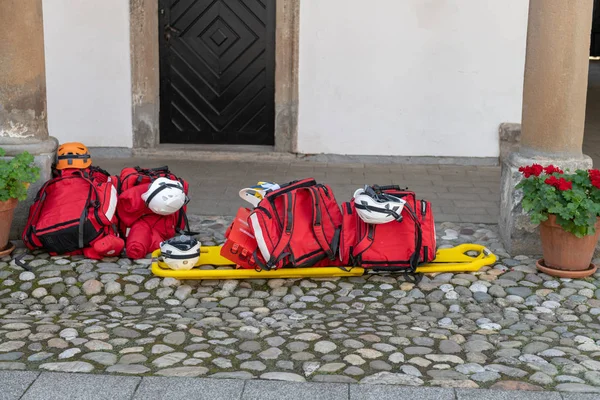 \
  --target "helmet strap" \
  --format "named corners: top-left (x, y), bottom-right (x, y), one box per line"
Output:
top-left (57, 154), bottom-right (91, 161)
top-left (144, 183), bottom-right (184, 206)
